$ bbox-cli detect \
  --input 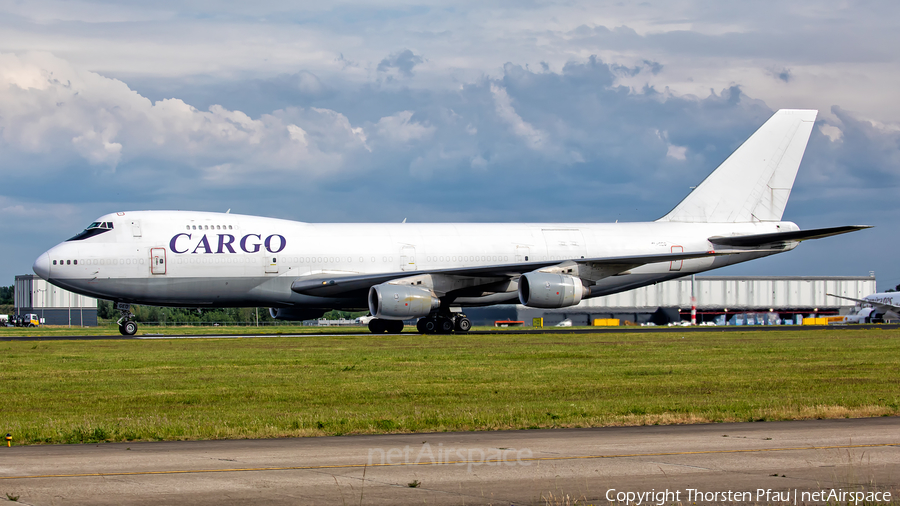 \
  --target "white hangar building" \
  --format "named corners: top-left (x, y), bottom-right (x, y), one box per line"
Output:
top-left (13, 274), bottom-right (98, 326)
top-left (466, 275), bottom-right (878, 326)
top-left (586, 275), bottom-right (876, 312)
